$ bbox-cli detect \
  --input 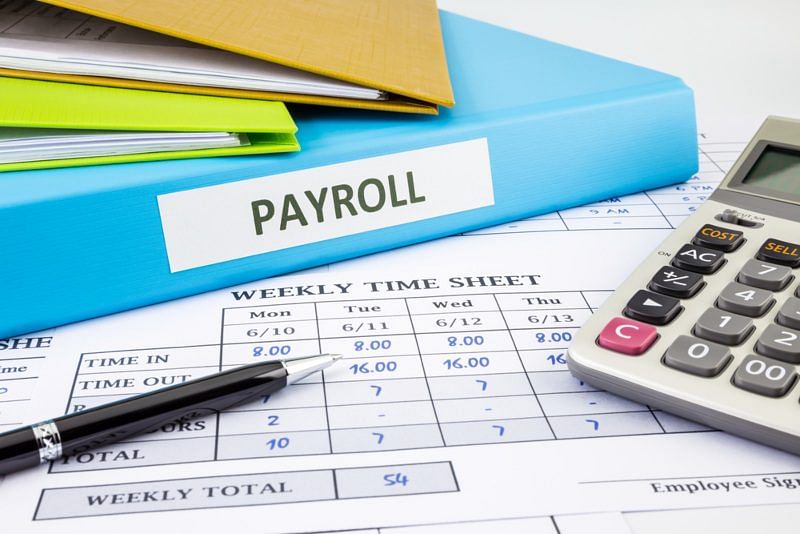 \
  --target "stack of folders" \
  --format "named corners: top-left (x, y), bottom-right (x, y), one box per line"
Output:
top-left (0, 0), bottom-right (453, 170)
top-left (2, 1), bottom-right (699, 338)
top-left (0, 76), bottom-right (300, 171)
